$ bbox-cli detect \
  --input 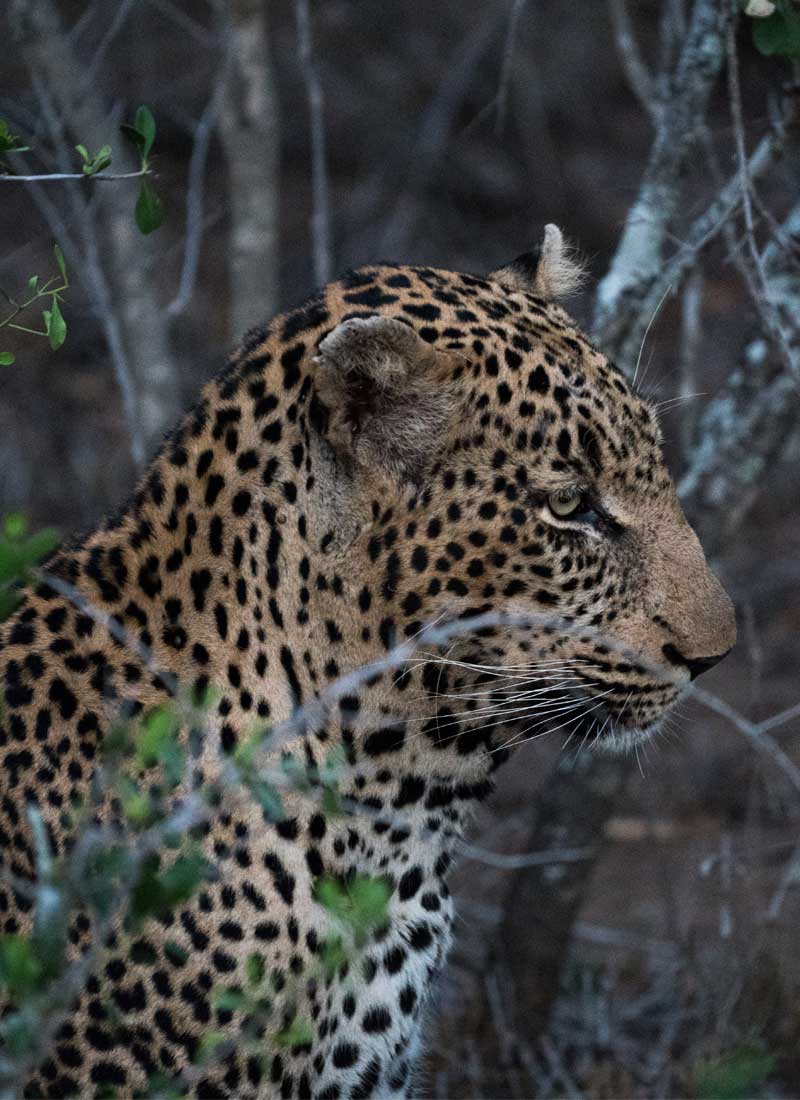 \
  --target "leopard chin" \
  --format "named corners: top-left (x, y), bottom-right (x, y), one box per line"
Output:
top-left (591, 720), bottom-right (663, 755)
